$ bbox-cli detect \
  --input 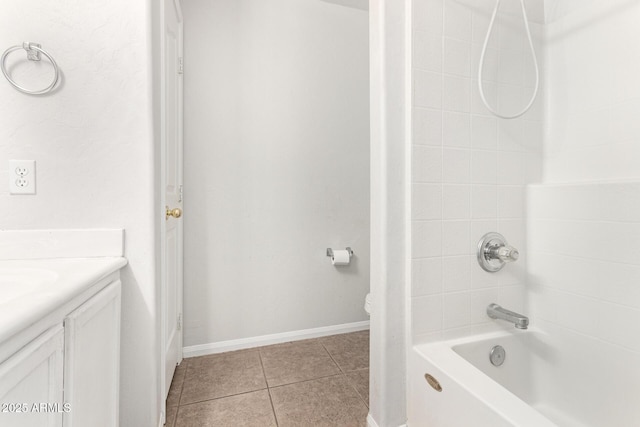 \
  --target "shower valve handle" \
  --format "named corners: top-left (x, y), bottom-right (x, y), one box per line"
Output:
top-left (477, 232), bottom-right (519, 272)
top-left (489, 244), bottom-right (519, 263)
